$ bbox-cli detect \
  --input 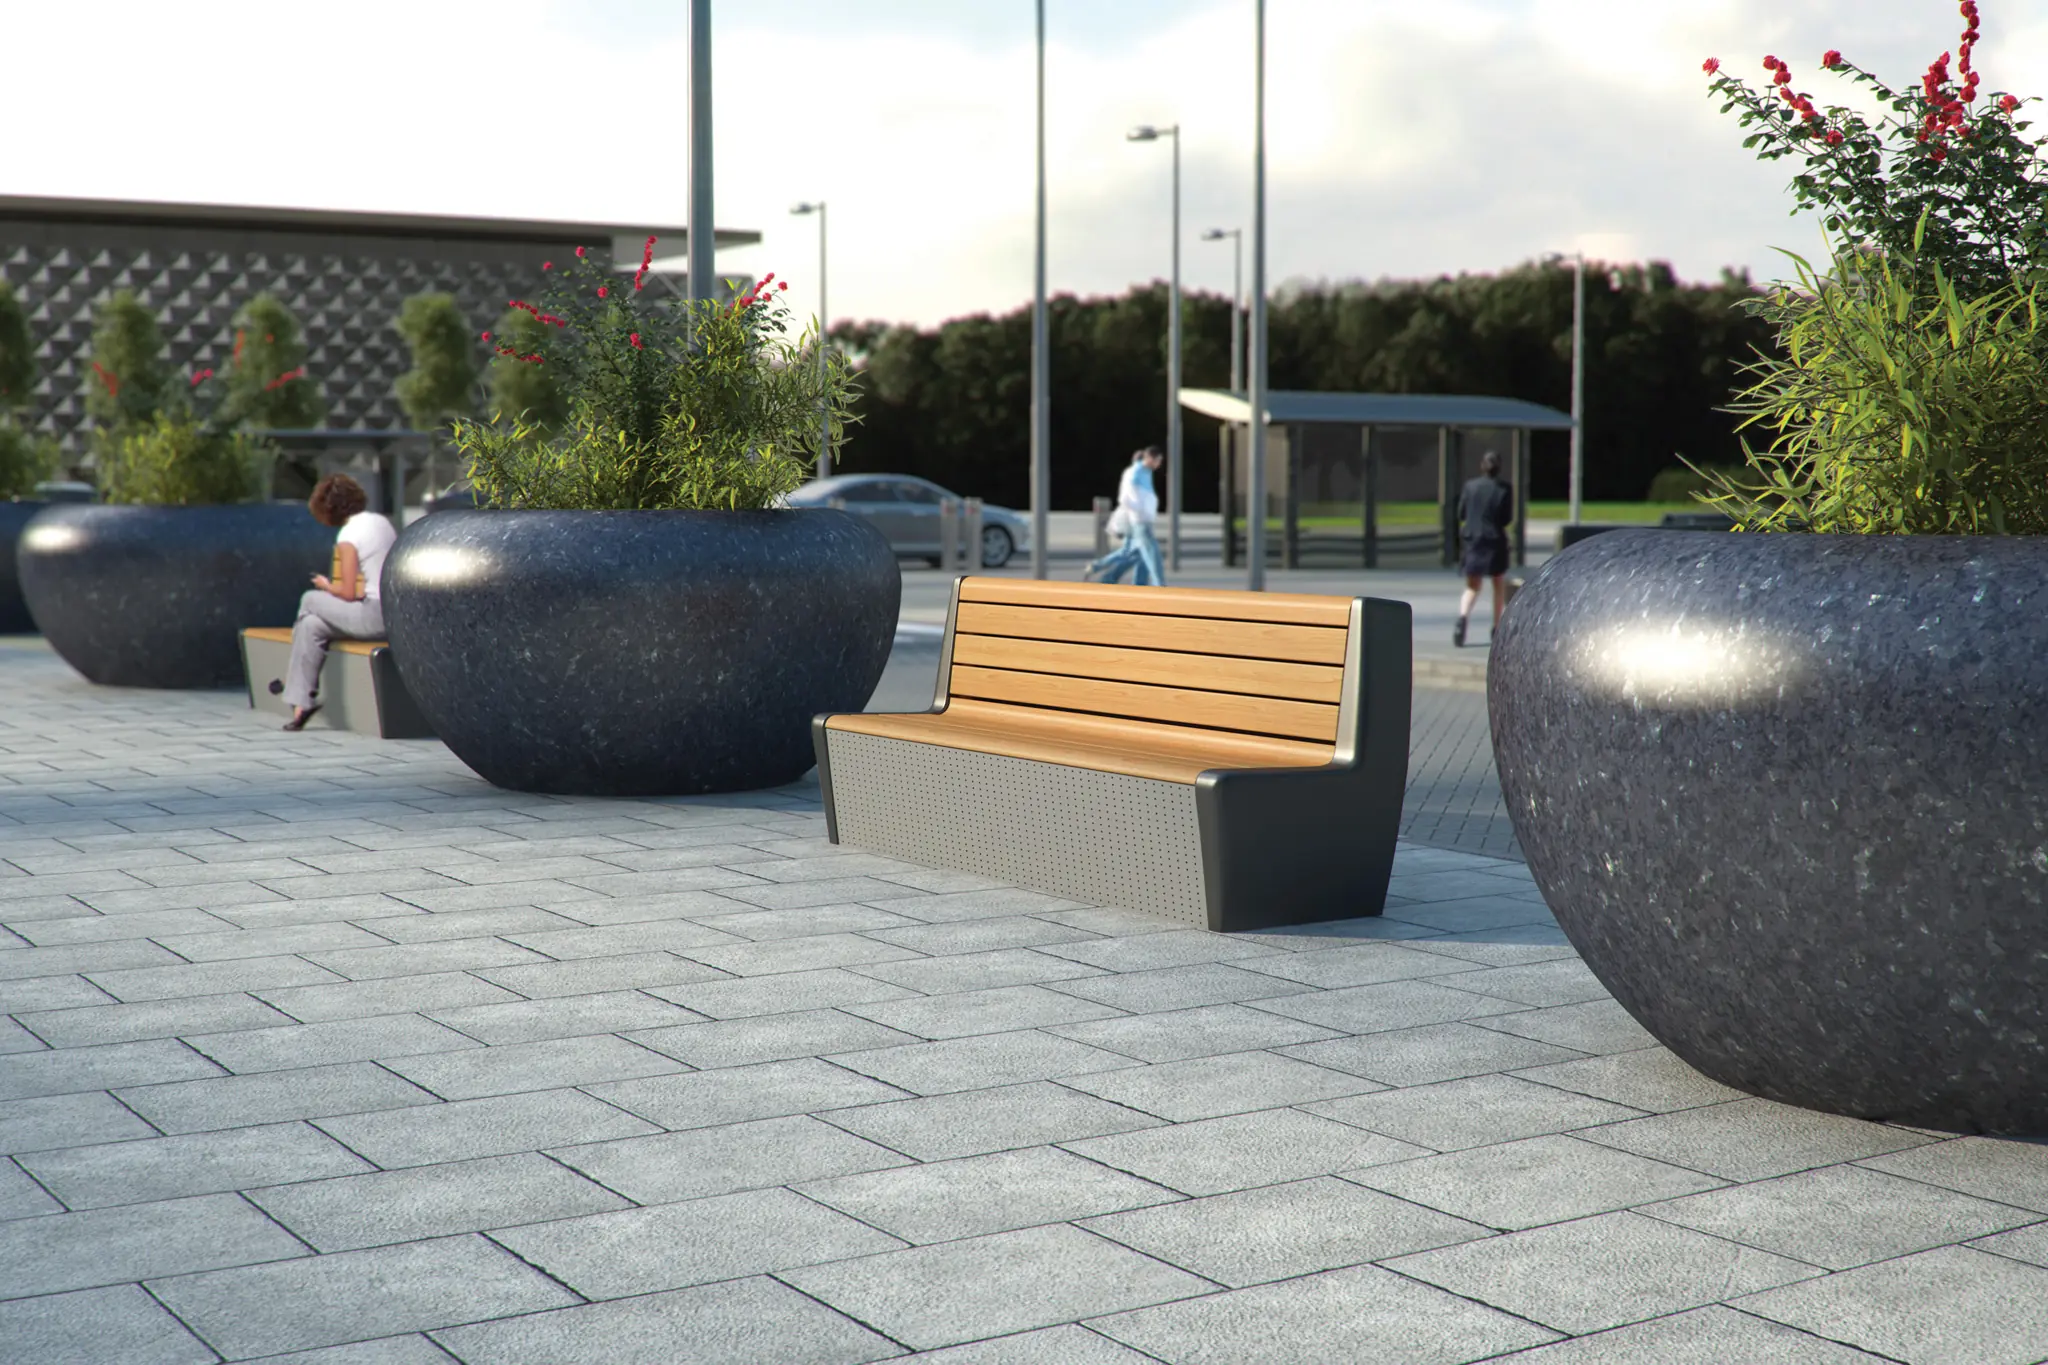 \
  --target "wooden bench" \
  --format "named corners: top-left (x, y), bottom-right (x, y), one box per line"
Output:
top-left (813, 577), bottom-right (1411, 932)
top-left (239, 628), bottom-right (435, 739)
